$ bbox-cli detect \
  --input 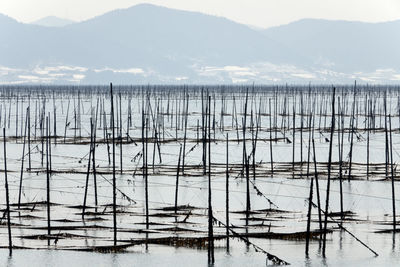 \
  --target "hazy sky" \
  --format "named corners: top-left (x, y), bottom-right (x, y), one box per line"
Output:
top-left (1, 0), bottom-right (400, 28)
